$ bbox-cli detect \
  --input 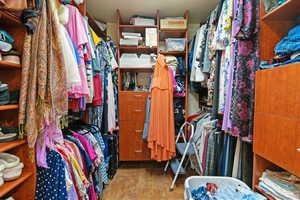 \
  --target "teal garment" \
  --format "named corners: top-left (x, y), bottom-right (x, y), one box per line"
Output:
top-left (143, 95), bottom-right (151, 141)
